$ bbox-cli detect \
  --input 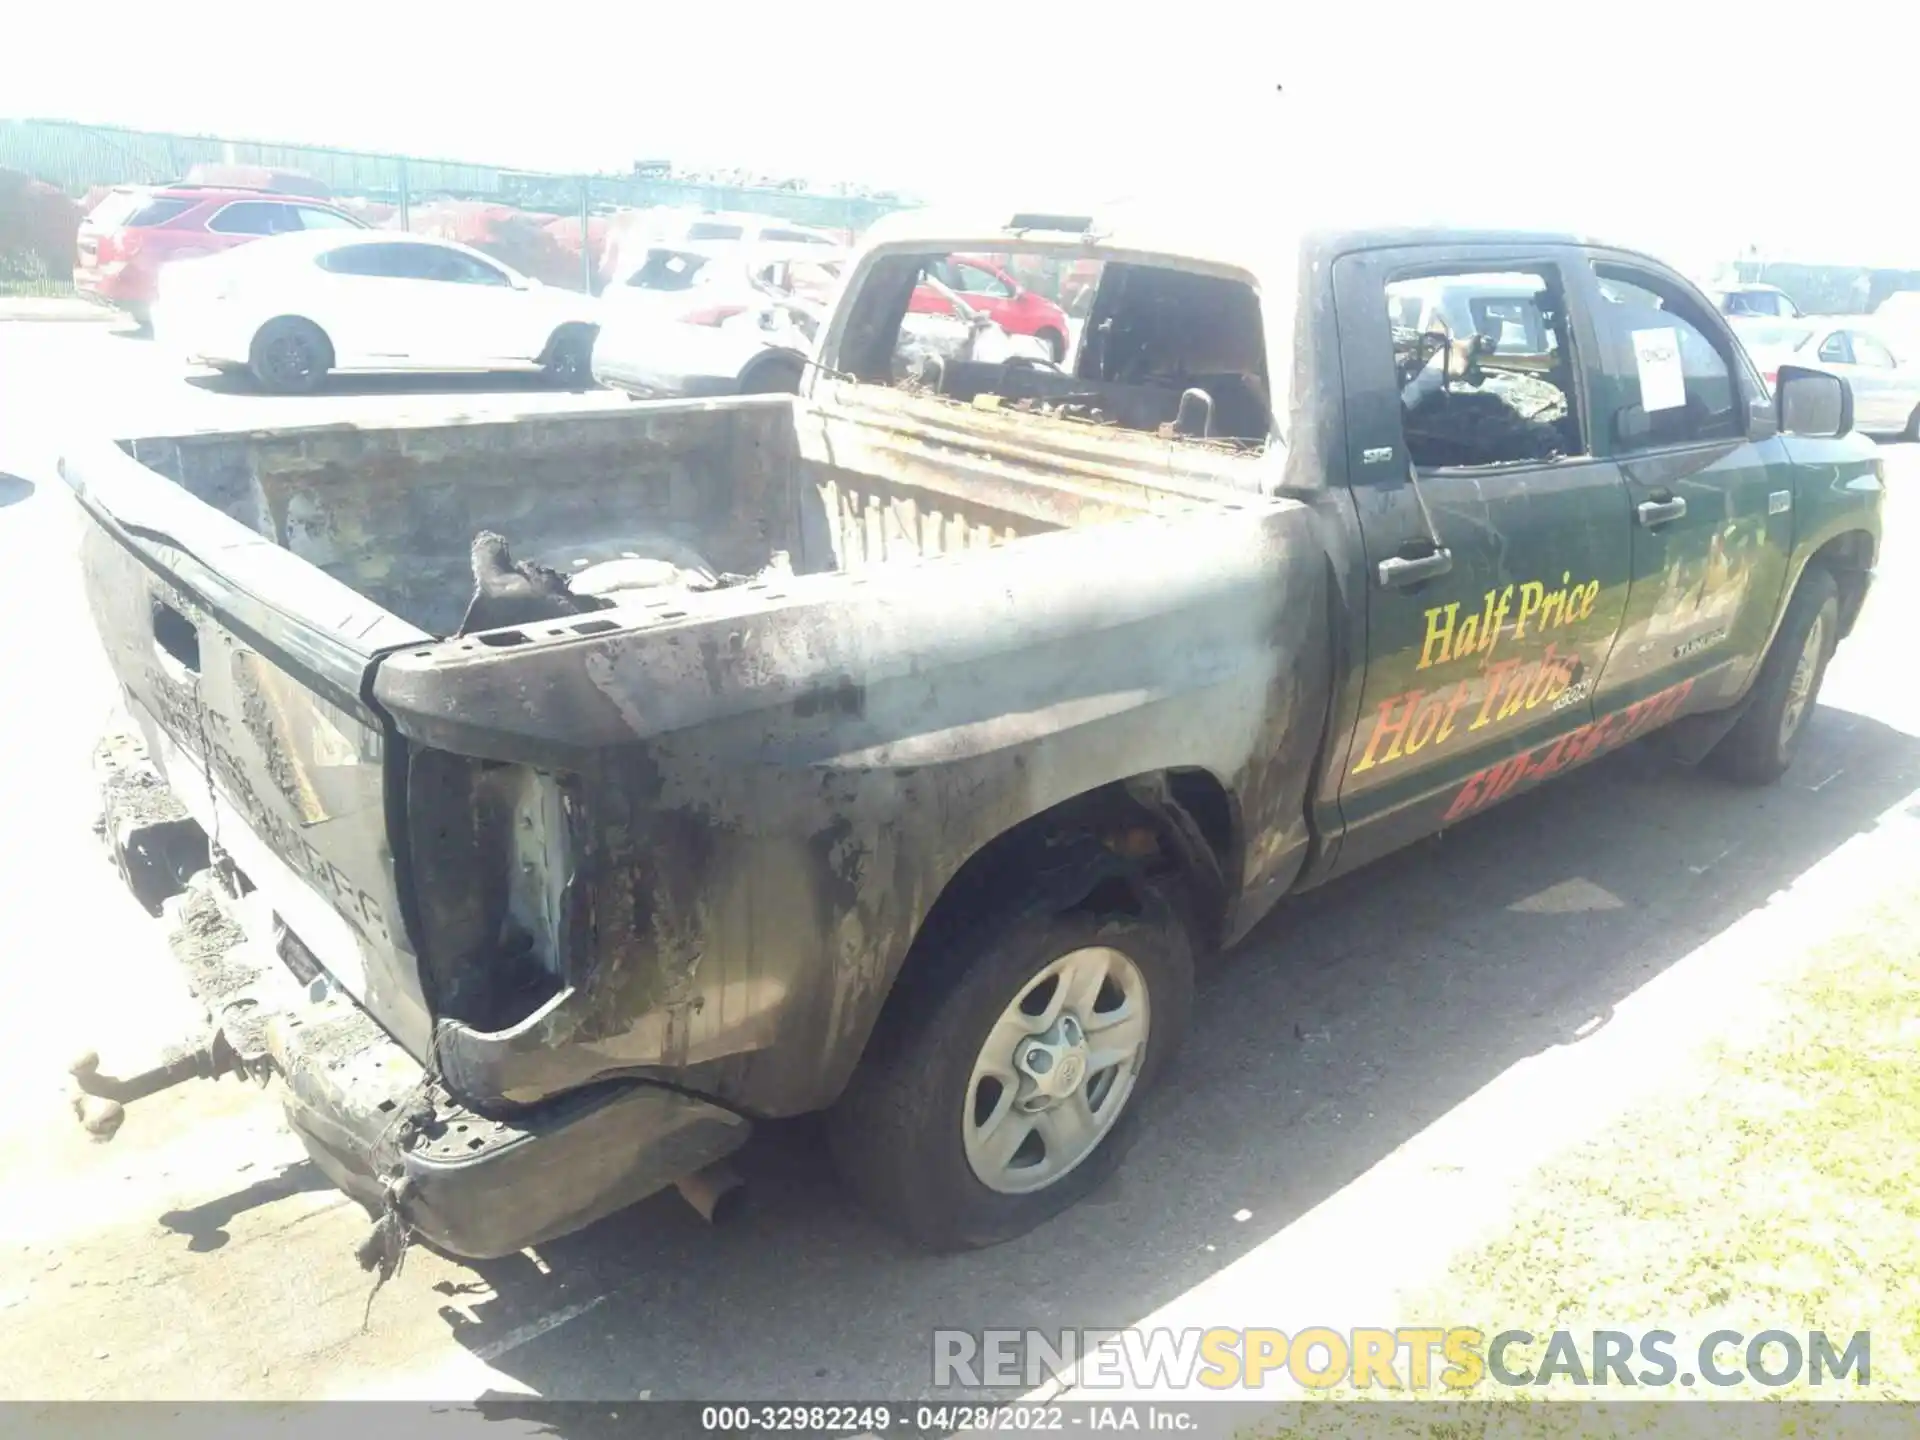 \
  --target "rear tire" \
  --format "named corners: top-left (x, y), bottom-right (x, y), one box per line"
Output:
top-left (248, 318), bottom-right (331, 395)
top-left (828, 885), bottom-right (1193, 1251)
top-left (540, 325), bottom-right (597, 389)
top-left (1905, 404), bottom-right (1920, 441)
top-left (125, 302), bottom-right (152, 335)
top-left (738, 351), bottom-right (805, 395)
top-left (1704, 566), bottom-right (1839, 786)
top-left (1036, 326), bottom-right (1066, 363)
